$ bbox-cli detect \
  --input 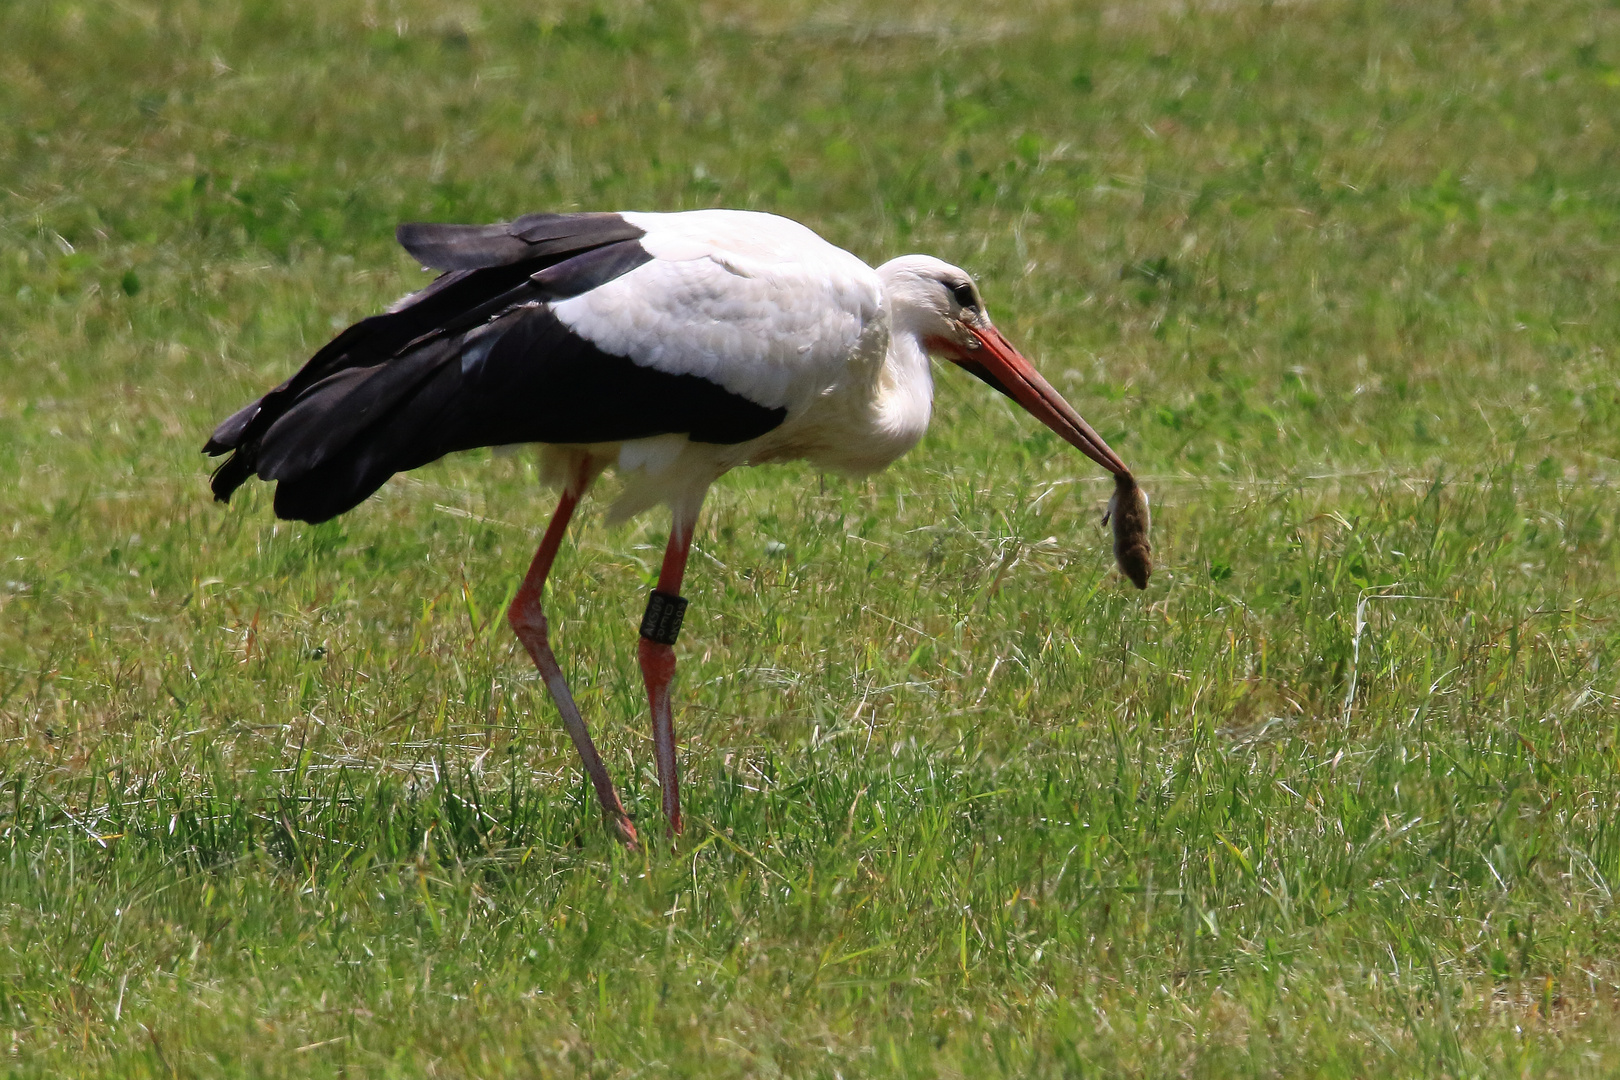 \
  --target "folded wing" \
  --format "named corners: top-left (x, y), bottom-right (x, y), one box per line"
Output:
top-left (205, 210), bottom-right (881, 524)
